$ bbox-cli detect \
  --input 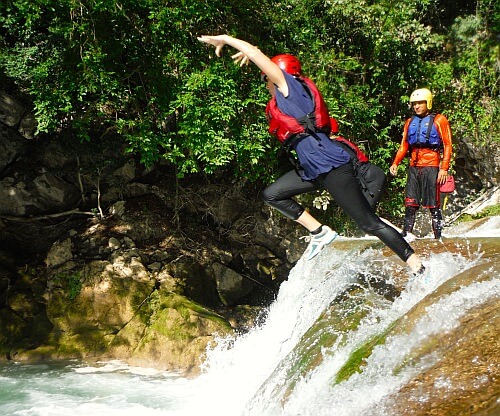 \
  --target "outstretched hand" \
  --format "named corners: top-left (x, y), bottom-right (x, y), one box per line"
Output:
top-left (198, 35), bottom-right (251, 66)
top-left (197, 34), bottom-right (283, 90)
top-left (231, 51), bottom-right (250, 66)
top-left (197, 35), bottom-right (227, 57)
